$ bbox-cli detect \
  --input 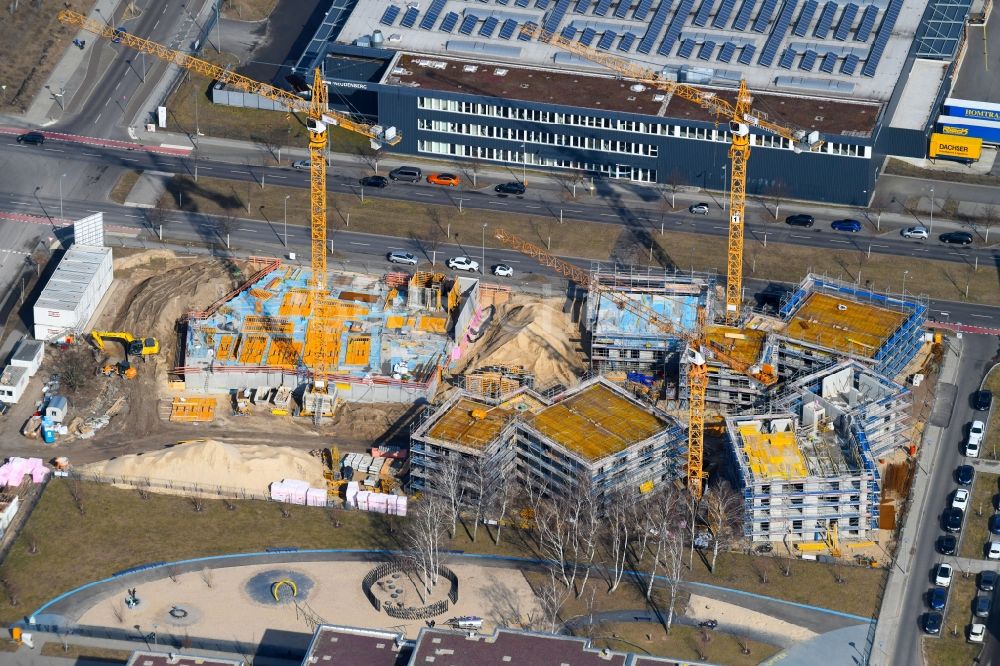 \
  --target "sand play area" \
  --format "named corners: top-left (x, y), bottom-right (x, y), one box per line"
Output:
top-left (78, 440), bottom-right (325, 497)
top-left (77, 561), bottom-right (542, 641)
top-left (458, 296), bottom-right (586, 388)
